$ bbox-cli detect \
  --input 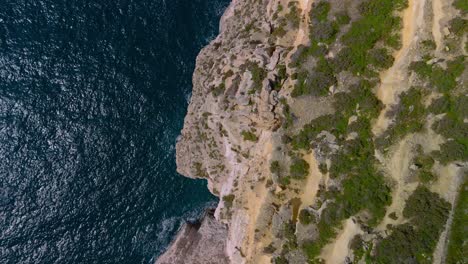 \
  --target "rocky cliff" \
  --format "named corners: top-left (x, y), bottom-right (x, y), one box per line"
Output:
top-left (161, 0), bottom-right (467, 263)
